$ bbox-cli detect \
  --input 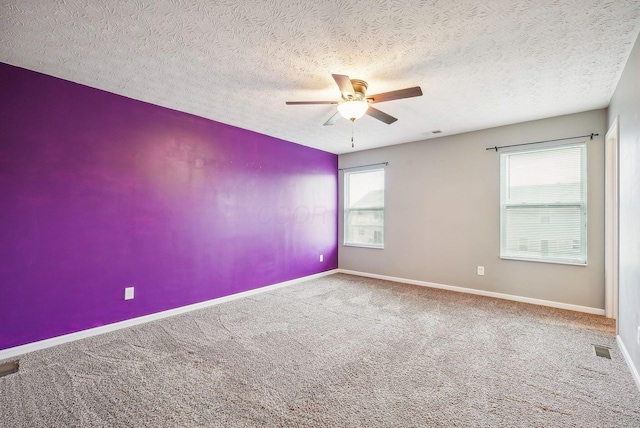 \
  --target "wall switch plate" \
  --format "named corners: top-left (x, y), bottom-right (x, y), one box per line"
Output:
top-left (637, 326), bottom-right (640, 345)
top-left (319, 254), bottom-right (324, 262)
top-left (477, 266), bottom-right (485, 276)
top-left (124, 287), bottom-right (135, 300)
